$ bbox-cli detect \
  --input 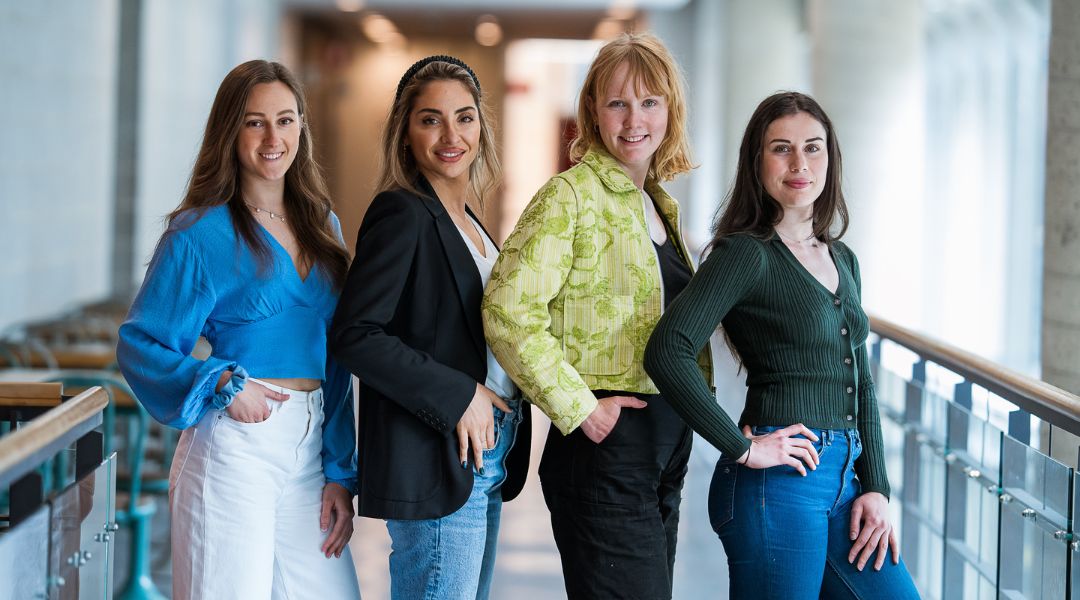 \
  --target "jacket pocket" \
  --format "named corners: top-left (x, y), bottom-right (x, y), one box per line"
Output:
top-left (561, 295), bottom-right (635, 375)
